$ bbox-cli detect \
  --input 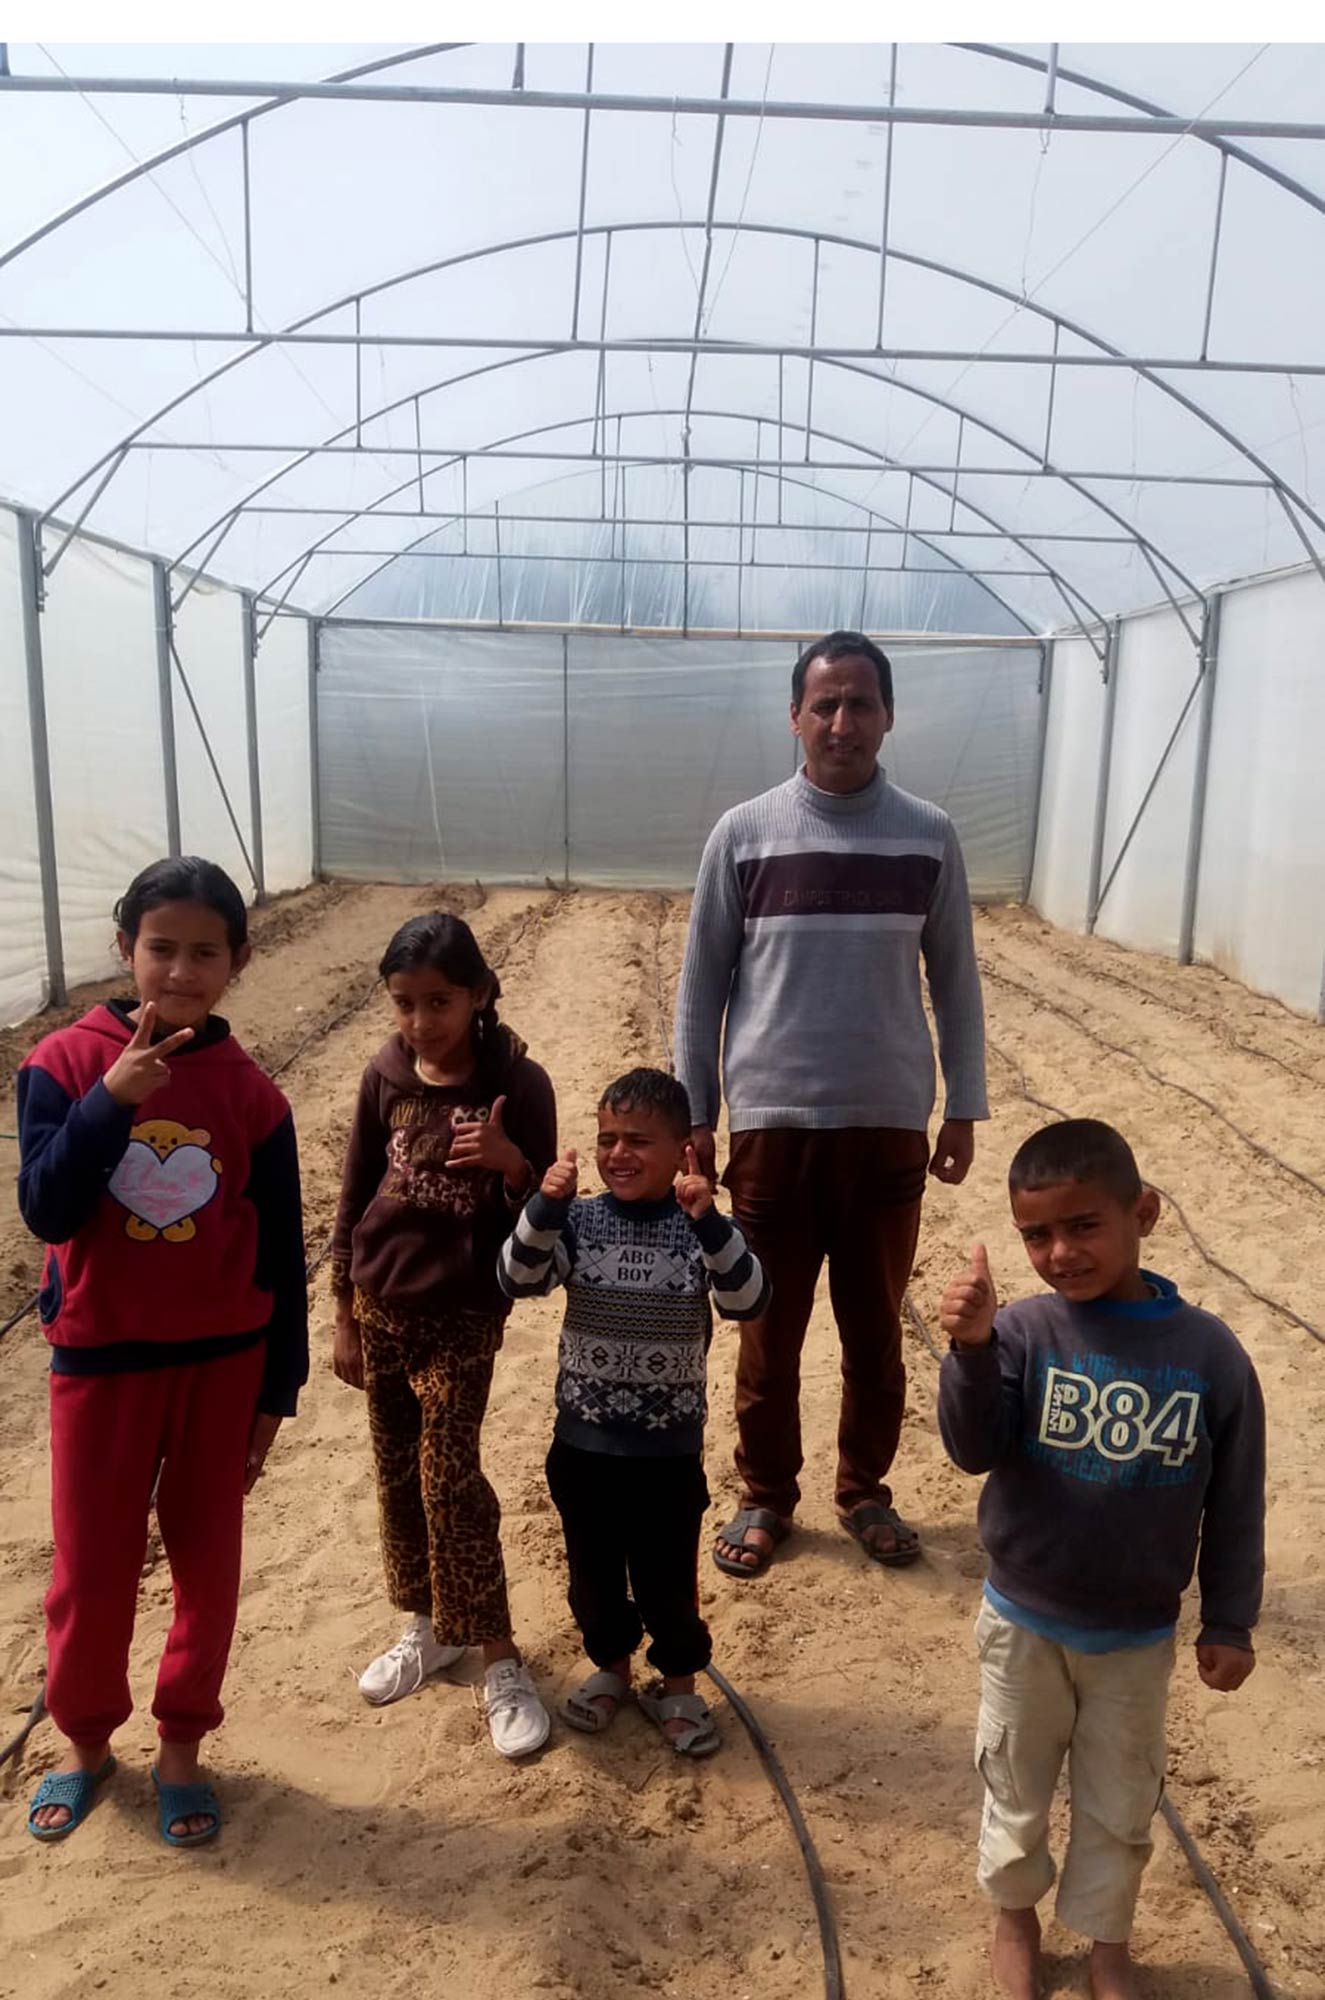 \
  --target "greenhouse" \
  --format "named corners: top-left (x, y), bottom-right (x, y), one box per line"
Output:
top-left (1, 39), bottom-right (1323, 2000)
